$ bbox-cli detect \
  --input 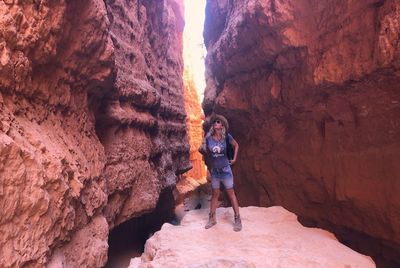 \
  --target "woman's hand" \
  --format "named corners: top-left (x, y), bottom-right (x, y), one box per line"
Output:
top-left (229, 158), bottom-right (236, 165)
